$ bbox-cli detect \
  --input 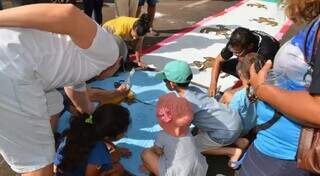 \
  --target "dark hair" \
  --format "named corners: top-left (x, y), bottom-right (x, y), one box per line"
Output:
top-left (58, 104), bottom-right (131, 171)
top-left (133, 13), bottom-right (151, 36)
top-left (176, 74), bottom-right (193, 88)
top-left (229, 27), bottom-right (258, 50)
